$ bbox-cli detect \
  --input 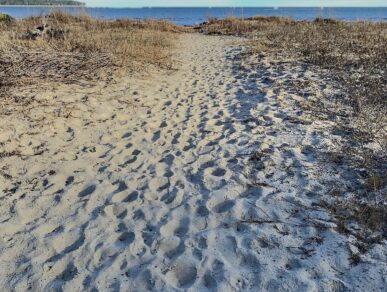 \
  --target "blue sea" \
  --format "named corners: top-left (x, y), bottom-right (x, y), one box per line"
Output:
top-left (0, 7), bottom-right (386, 25)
